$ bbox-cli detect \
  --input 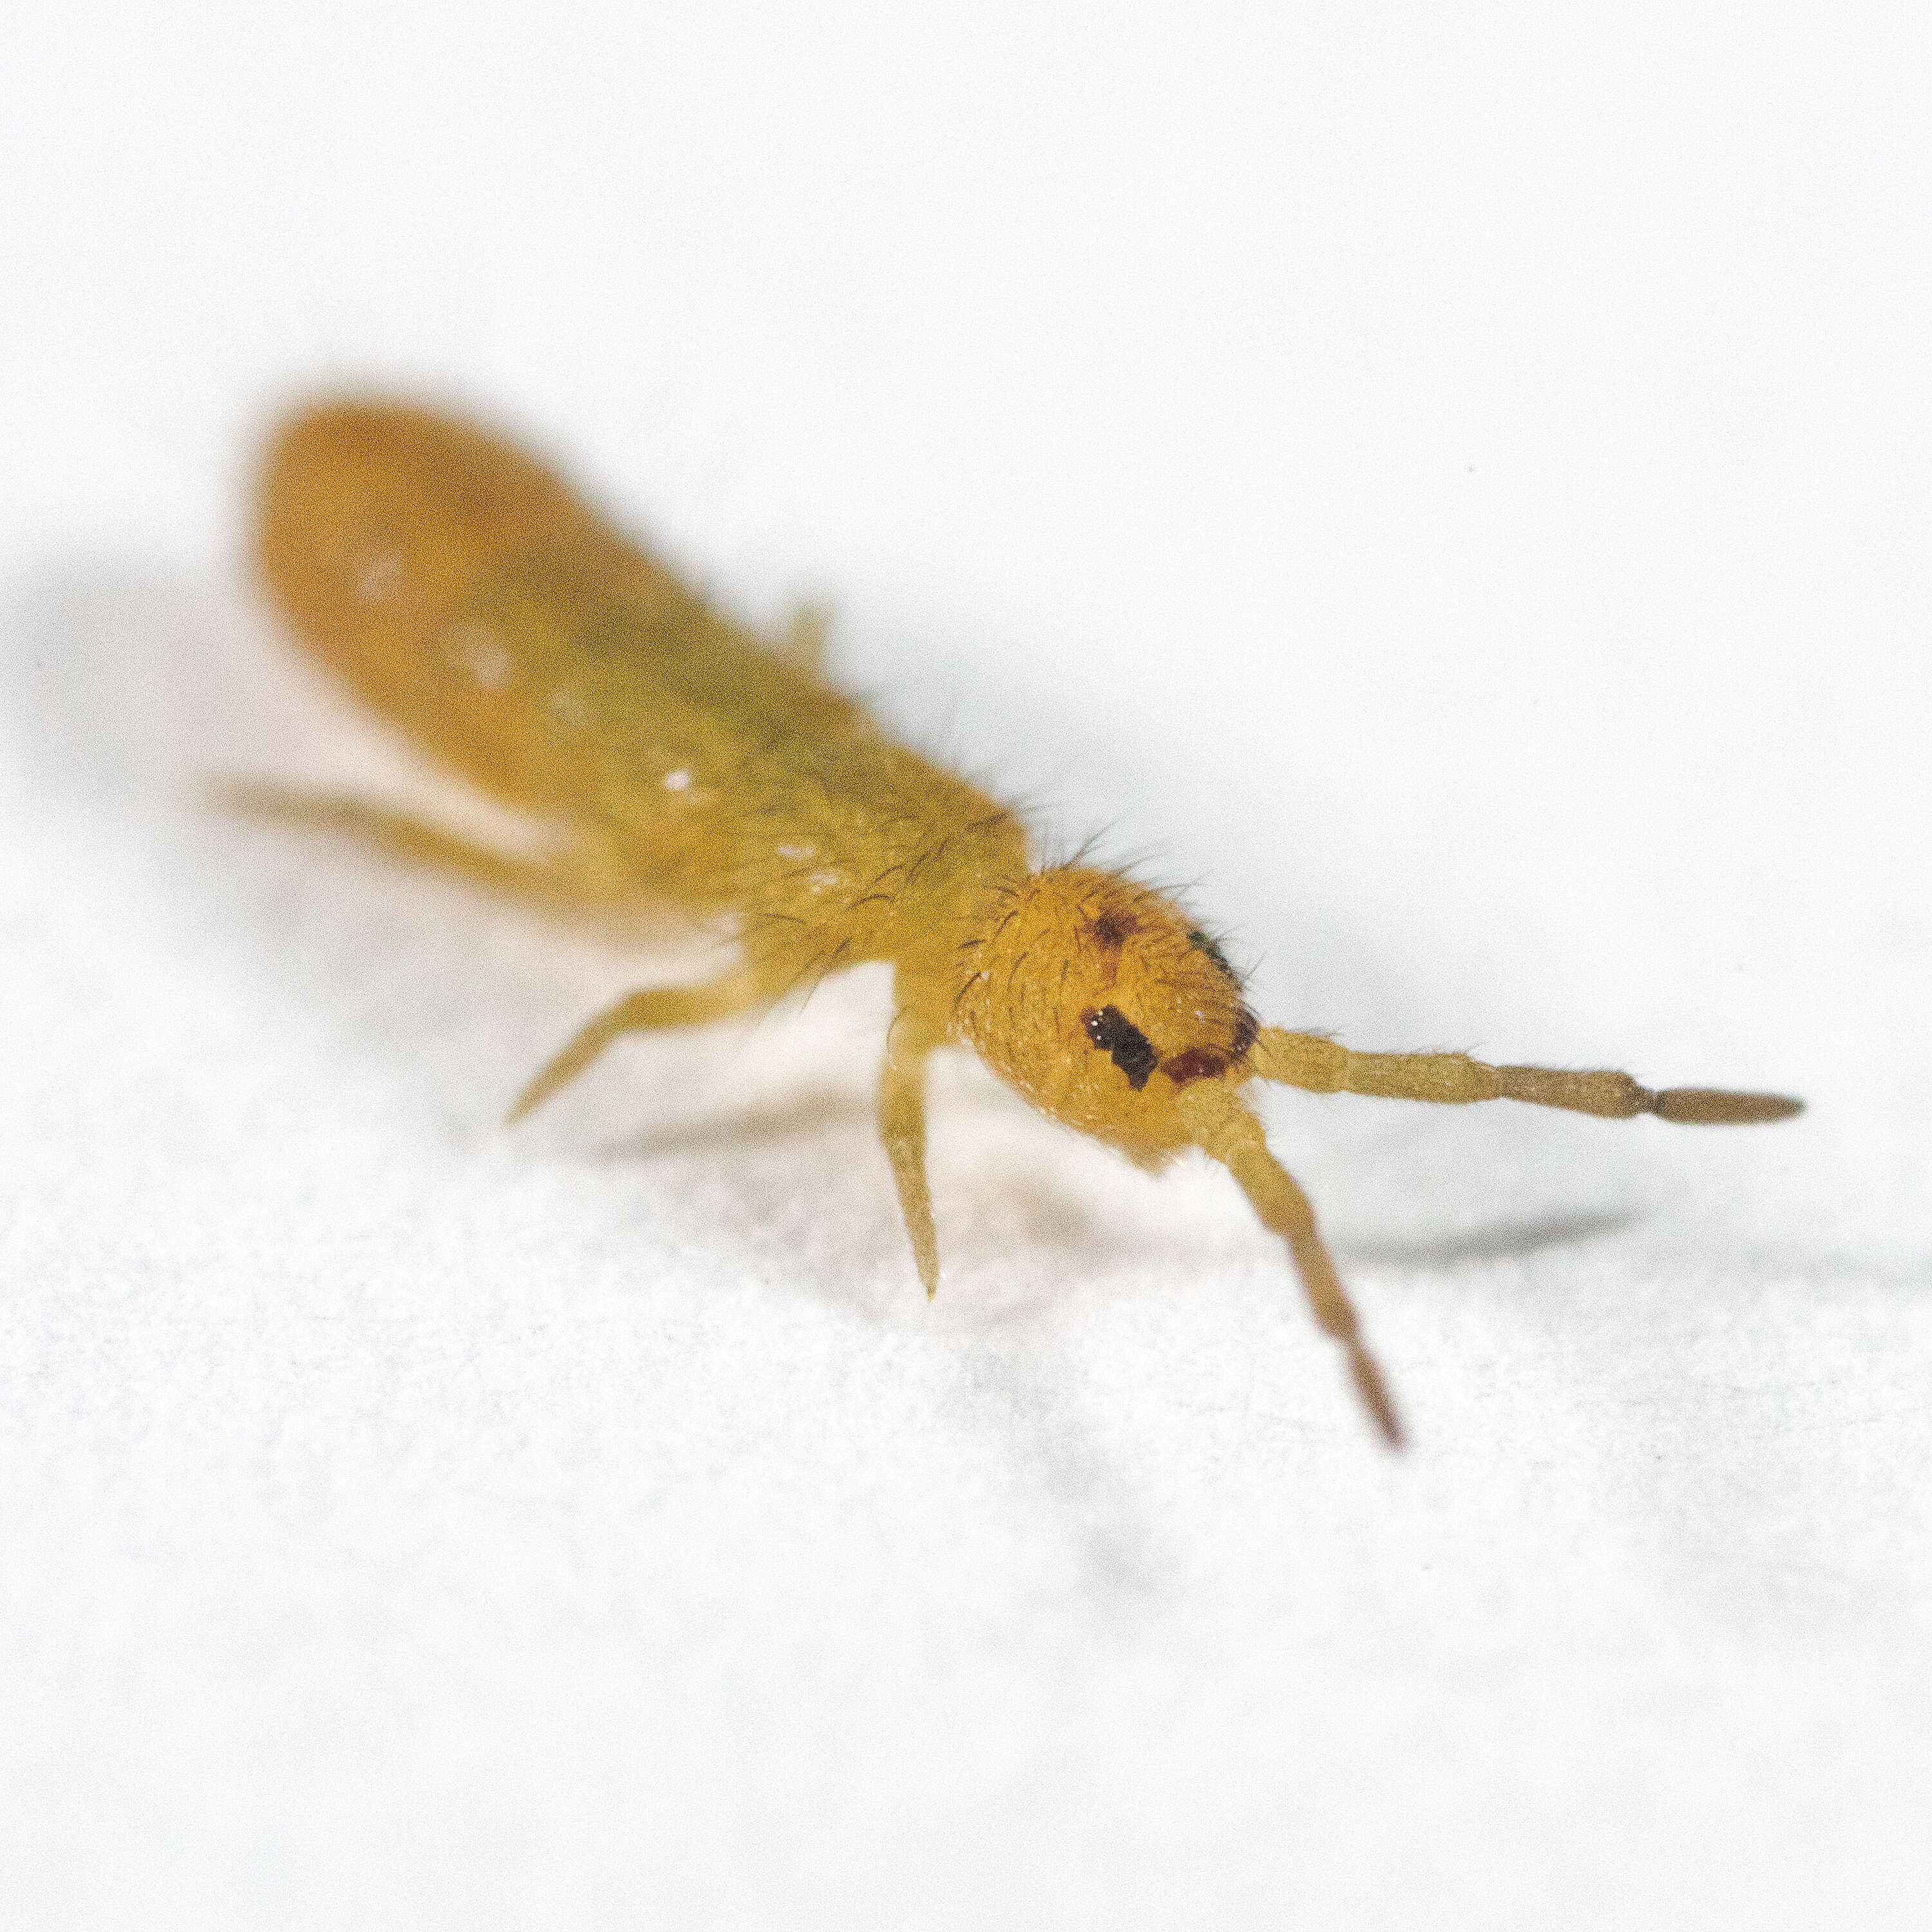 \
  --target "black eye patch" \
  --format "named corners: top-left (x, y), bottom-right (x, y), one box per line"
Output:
top-left (1081, 1005), bottom-right (1158, 1090)
top-left (1186, 929), bottom-right (1237, 981)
